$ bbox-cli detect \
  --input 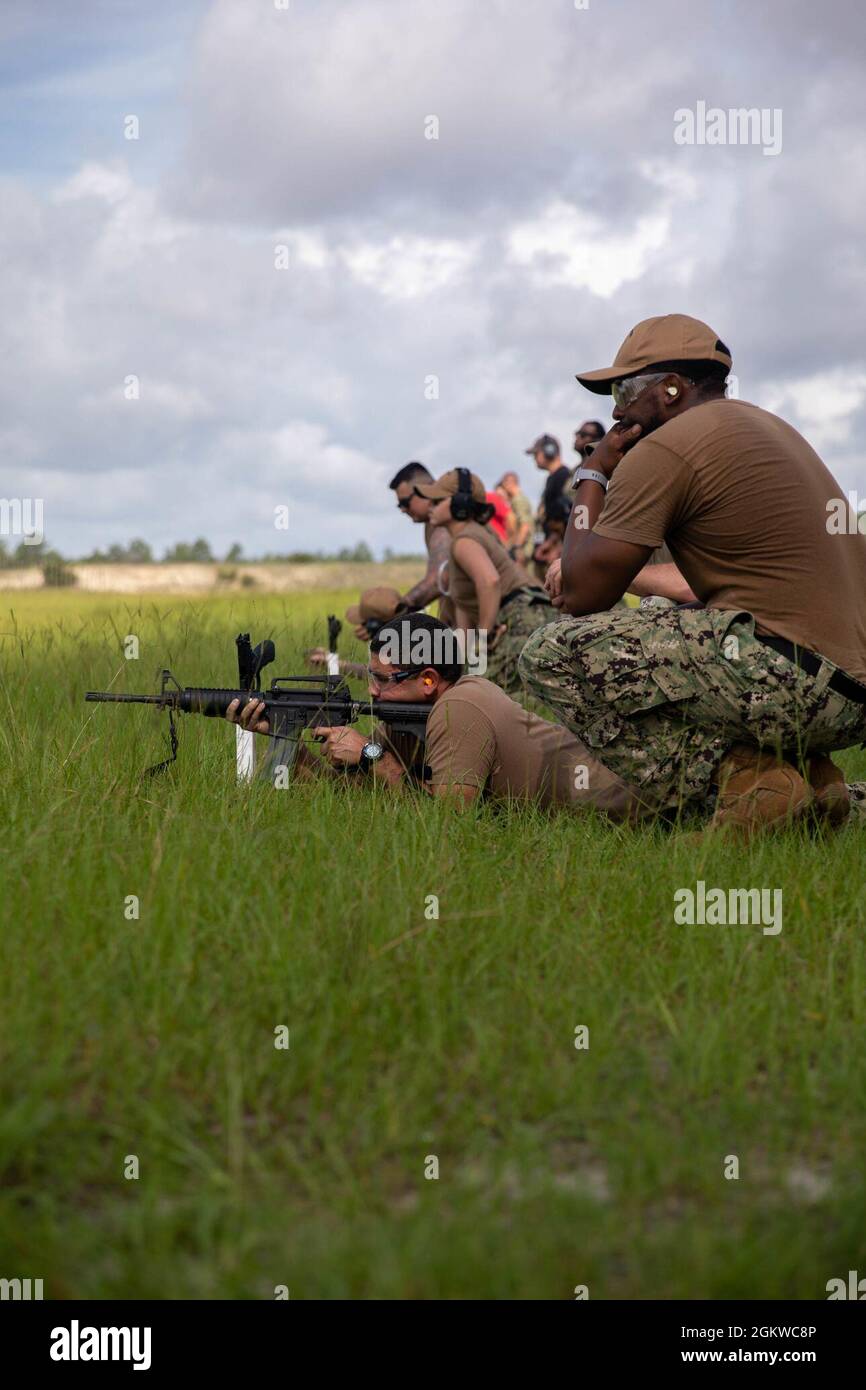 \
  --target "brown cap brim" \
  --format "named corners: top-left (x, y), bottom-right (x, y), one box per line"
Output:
top-left (345, 604), bottom-right (363, 623)
top-left (575, 366), bottom-right (626, 396)
top-left (414, 482), bottom-right (450, 500)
